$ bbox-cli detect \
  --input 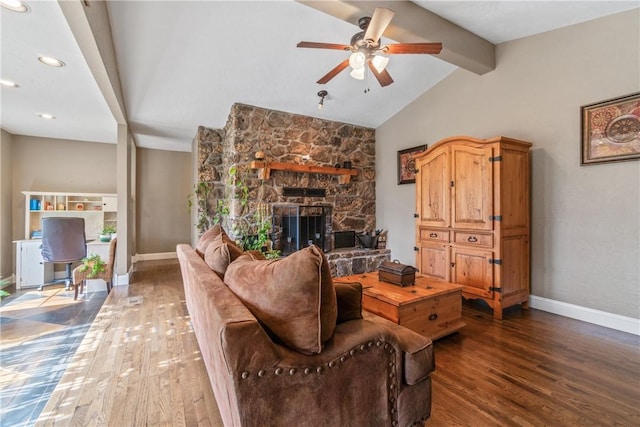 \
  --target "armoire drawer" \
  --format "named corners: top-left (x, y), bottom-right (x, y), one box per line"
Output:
top-left (419, 228), bottom-right (449, 243)
top-left (453, 231), bottom-right (493, 248)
